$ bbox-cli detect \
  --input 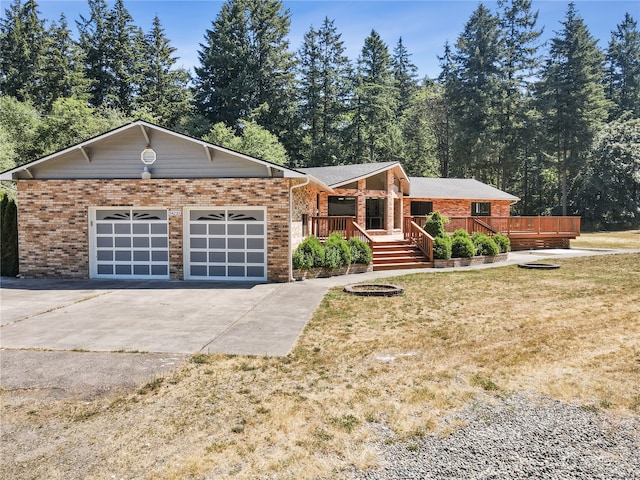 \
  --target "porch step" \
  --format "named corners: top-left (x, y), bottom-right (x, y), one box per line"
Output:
top-left (371, 239), bottom-right (432, 271)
